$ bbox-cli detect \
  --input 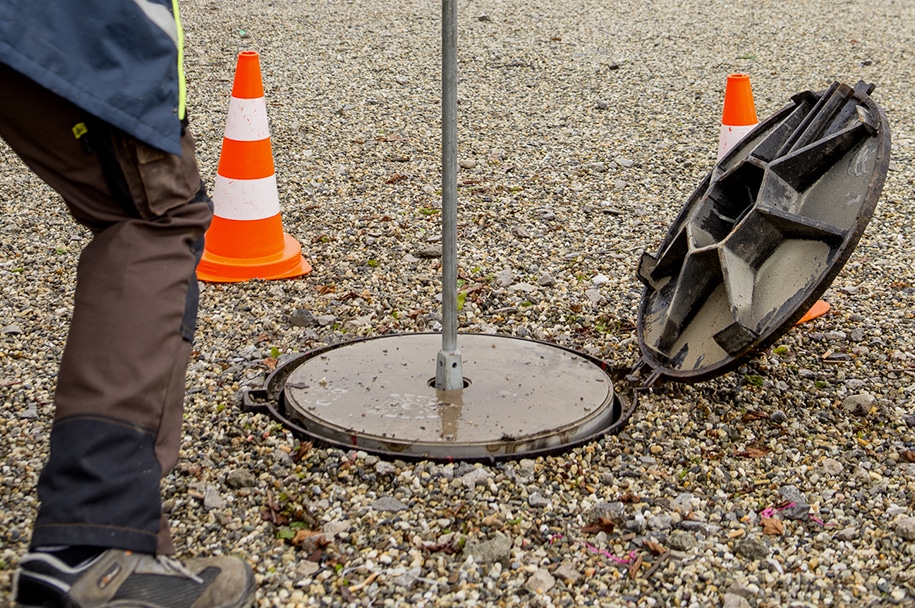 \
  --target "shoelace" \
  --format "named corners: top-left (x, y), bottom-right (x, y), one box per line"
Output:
top-left (156, 556), bottom-right (204, 584)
